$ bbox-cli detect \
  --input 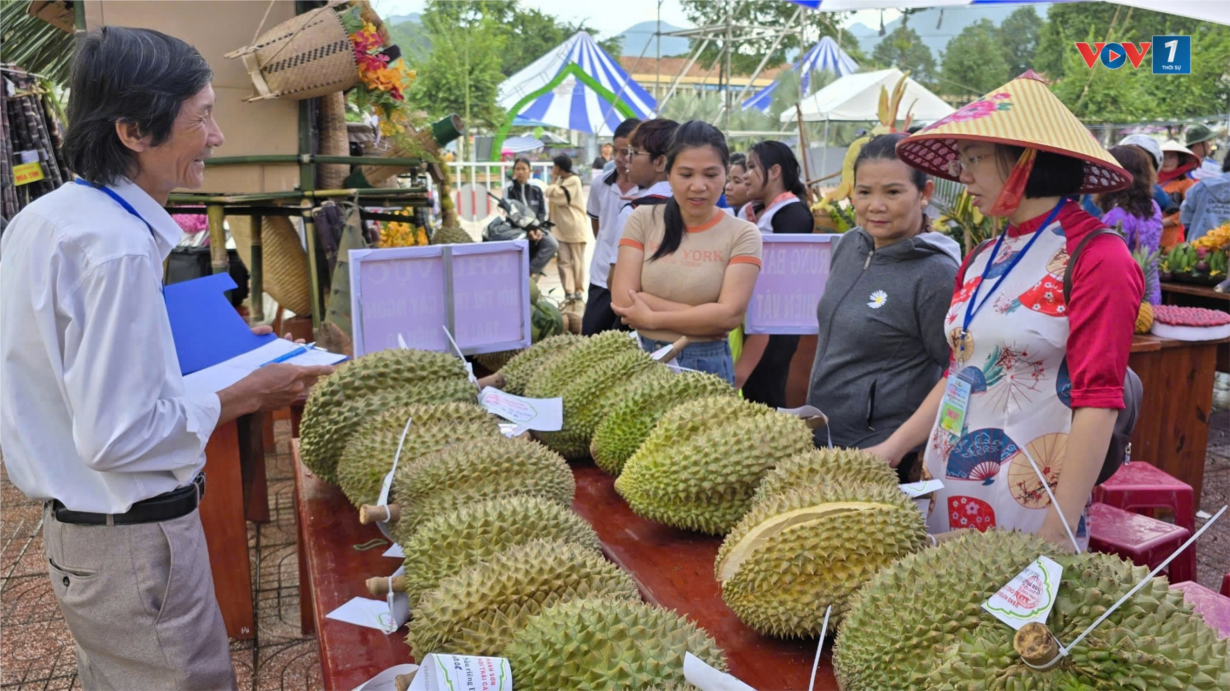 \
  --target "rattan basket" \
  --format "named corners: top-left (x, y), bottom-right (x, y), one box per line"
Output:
top-left (225, 1), bottom-right (360, 101)
top-left (318, 91), bottom-right (350, 190)
top-left (358, 114), bottom-right (463, 187)
top-left (230, 216), bottom-right (313, 316)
